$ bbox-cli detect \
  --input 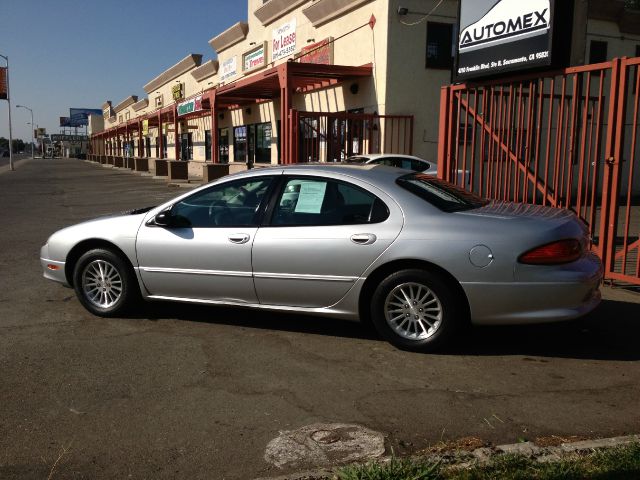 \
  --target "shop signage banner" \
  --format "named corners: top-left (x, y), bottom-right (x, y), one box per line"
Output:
top-left (172, 83), bottom-right (185, 101)
top-left (142, 119), bottom-right (149, 136)
top-left (221, 56), bottom-right (237, 81)
top-left (272, 18), bottom-right (297, 62)
top-left (296, 37), bottom-right (333, 65)
top-left (0, 67), bottom-right (7, 100)
top-left (177, 95), bottom-right (203, 116)
top-left (455, 0), bottom-right (553, 80)
top-left (69, 108), bottom-right (102, 127)
top-left (51, 134), bottom-right (88, 142)
top-left (243, 43), bottom-right (266, 72)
